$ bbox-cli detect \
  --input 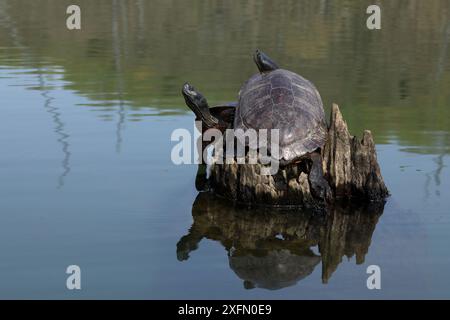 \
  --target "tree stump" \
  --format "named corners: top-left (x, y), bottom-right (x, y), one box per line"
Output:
top-left (202, 103), bottom-right (388, 208)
